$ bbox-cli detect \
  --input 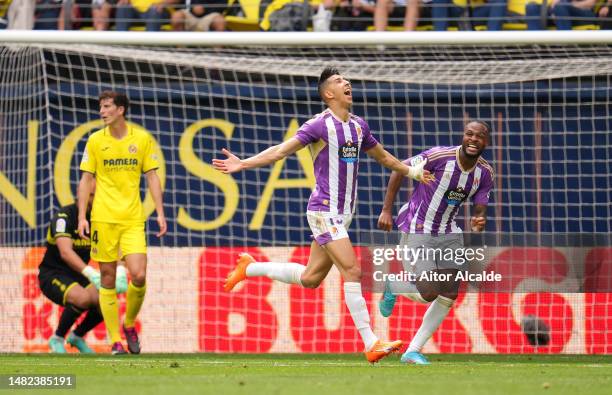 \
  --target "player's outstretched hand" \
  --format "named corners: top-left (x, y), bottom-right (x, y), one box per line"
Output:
top-left (213, 148), bottom-right (243, 174)
top-left (408, 159), bottom-right (435, 184)
top-left (420, 169), bottom-right (435, 184)
top-left (78, 218), bottom-right (90, 240)
top-left (156, 214), bottom-right (167, 238)
top-left (377, 210), bottom-right (394, 232)
top-left (471, 216), bottom-right (486, 232)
